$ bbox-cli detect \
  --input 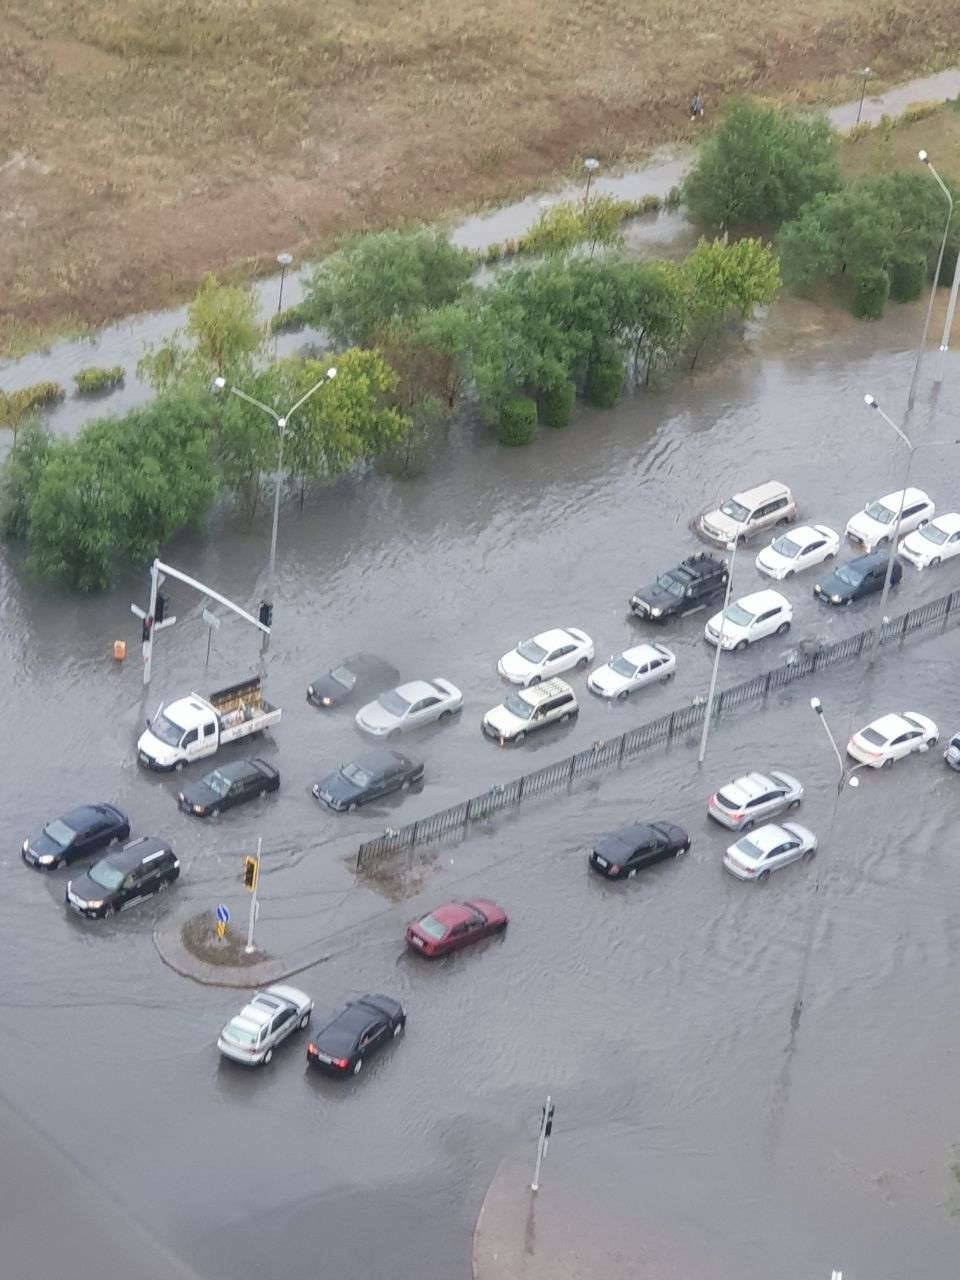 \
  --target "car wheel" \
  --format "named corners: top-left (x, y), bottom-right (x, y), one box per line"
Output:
top-left (758, 870), bottom-right (770, 882)
top-left (617, 689), bottom-right (630, 701)
top-left (262, 1048), bottom-right (273, 1066)
top-left (661, 670), bottom-right (674, 682)
top-left (392, 1020), bottom-right (404, 1038)
top-left (175, 761), bottom-right (185, 773)
top-left (883, 757), bottom-right (893, 768)
top-left (776, 620), bottom-right (790, 636)
top-left (802, 848), bottom-right (816, 862)
top-left (784, 569), bottom-right (794, 579)
top-left (741, 818), bottom-right (754, 832)
top-left (931, 557), bottom-right (941, 568)
top-left (576, 656), bottom-right (589, 670)
top-left (401, 778), bottom-right (412, 791)
top-left (211, 806), bottom-right (221, 818)
top-left (299, 1011), bottom-right (311, 1030)
top-left (926, 736), bottom-right (937, 748)
top-left (528, 675), bottom-right (541, 687)
top-left (735, 640), bottom-right (748, 651)
top-left (347, 802), bottom-right (358, 813)
top-left (439, 709), bottom-right (453, 720)
top-left (628, 869), bottom-right (637, 879)
top-left (353, 1057), bottom-right (363, 1075)
top-left (514, 731), bottom-right (526, 744)
top-left (788, 798), bottom-right (801, 810)
top-left (561, 712), bottom-right (573, 724)
top-left (387, 728), bottom-right (399, 740)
